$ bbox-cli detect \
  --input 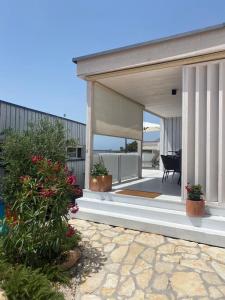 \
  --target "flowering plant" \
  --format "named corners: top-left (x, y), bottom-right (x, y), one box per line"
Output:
top-left (185, 183), bottom-right (203, 201)
top-left (3, 155), bottom-right (81, 266)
